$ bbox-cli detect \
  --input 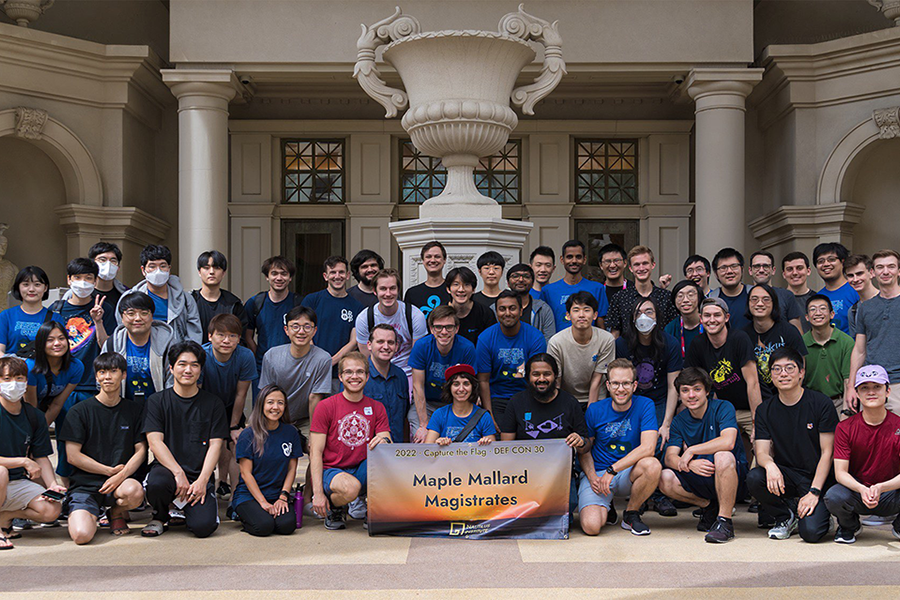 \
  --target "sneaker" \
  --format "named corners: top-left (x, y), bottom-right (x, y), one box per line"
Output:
top-left (757, 513), bottom-right (777, 529)
top-left (303, 501), bottom-right (324, 520)
top-left (652, 493), bottom-right (678, 517)
top-left (606, 501), bottom-right (619, 526)
top-left (834, 525), bottom-right (859, 544)
top-left (347, 496), bottom-right (367, 520)
top-left (39, 520), bottom-right (60, 528)
top-left (892, 521), bottom-right (900, 541)
top-left (697, 502), bottom-right (719, 532)
top-left (748, 499), bottom-right (759, 513)
top-left (767, 512), bottom-right (799, 540)
top-left (11, 519), bottom-right (32, 531)
top-left (216, 482), bottom-right (231, 500)
top-left (704, 517), bottom-right (735, 543)
top-left (324, 506), bottom-right (346, 531)
top-left (692, 507), bottom-right (702, 519)
top-left (621, 510), bottom-right (651, 536)
top-left (861, 514), bottom-right (893, 526)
